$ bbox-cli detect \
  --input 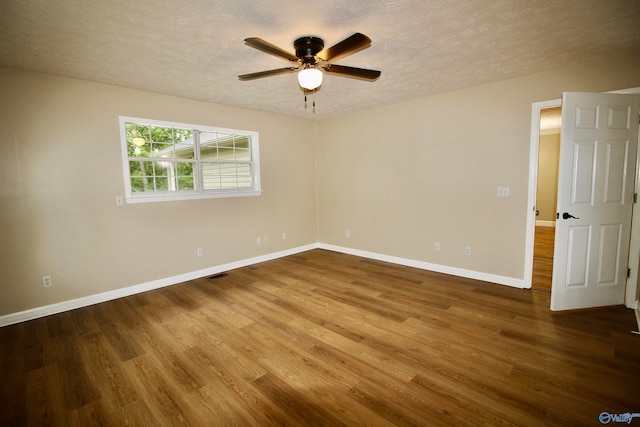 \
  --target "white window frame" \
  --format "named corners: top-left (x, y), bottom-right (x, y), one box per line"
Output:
top-left (119, 116), bottom-right (261, 203)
